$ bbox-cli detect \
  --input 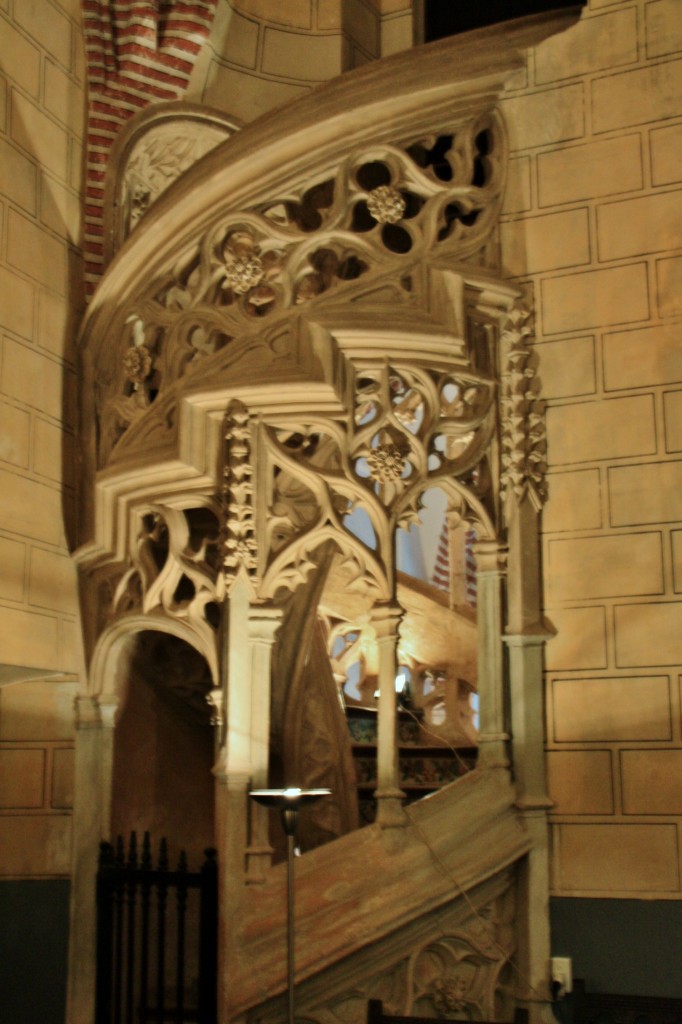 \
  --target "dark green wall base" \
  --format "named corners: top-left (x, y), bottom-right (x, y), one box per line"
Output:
top-left (551, 897), bottom-right (682, 998)
top-left (1, 884), bottom-right (681, 1020)
top-left (0, 879), bottom-right (70, 1024)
